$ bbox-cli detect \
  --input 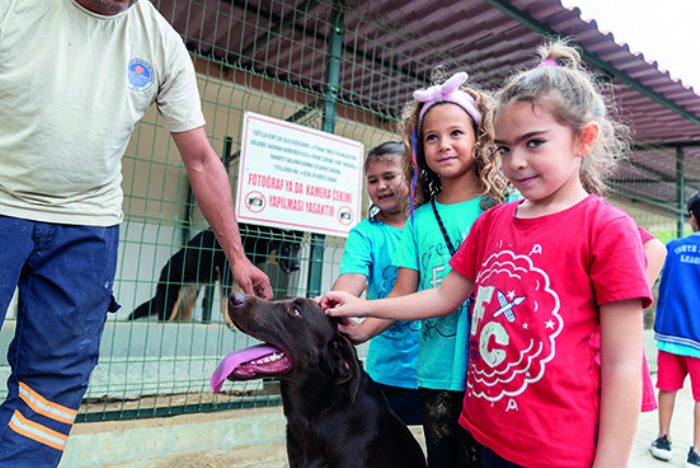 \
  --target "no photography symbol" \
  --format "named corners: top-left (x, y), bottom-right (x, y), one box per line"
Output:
top-left (245, 191), bottom-right (266, 213)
